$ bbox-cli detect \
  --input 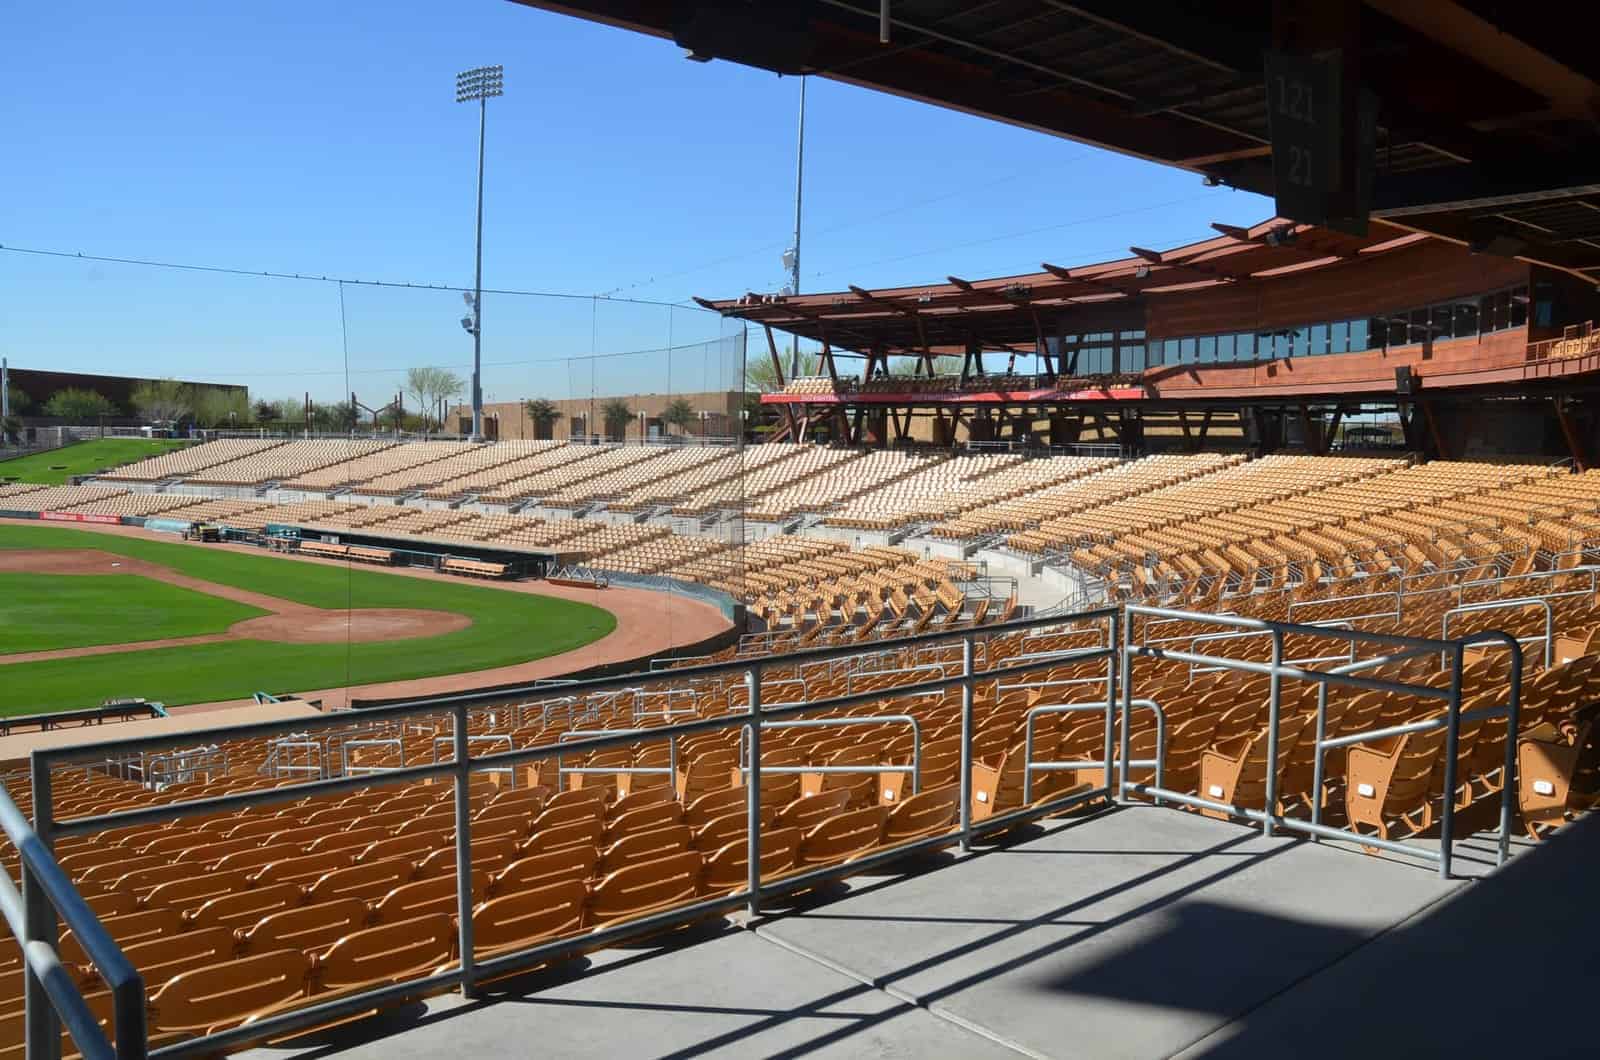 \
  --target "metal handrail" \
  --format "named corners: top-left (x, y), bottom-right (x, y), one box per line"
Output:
top-left (1021, 699), bottom-right (1167, 805)
top-left (0, 784), bottom-right (144, 1060)
top-left (1442, 597), bottom-right (1553, 670)
top-left (1120, 605), bottom-right (1522, 880)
